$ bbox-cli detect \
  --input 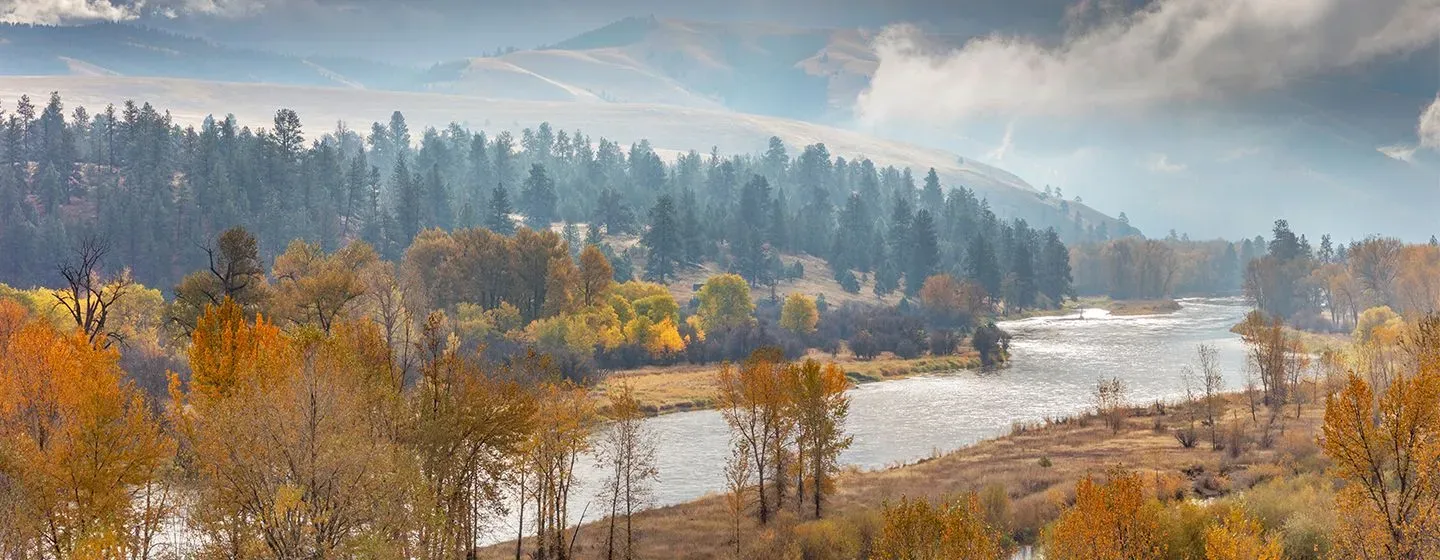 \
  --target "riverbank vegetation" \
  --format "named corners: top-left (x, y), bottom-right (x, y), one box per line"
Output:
top-left (477, 310), bottom-right (1440, 560)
